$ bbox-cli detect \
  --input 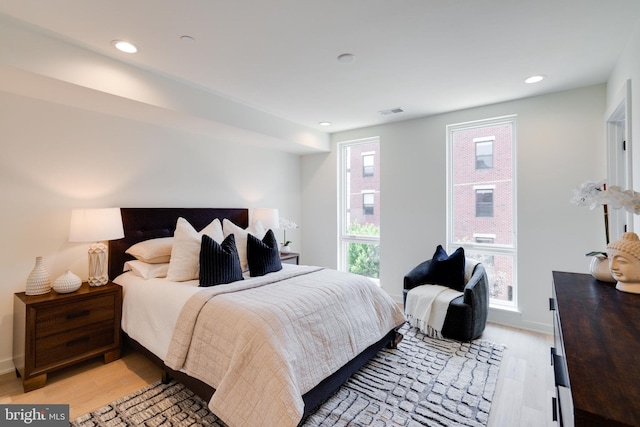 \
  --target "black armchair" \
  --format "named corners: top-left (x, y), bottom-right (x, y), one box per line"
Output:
top-left (403, 259), bottom-right (489, 341)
